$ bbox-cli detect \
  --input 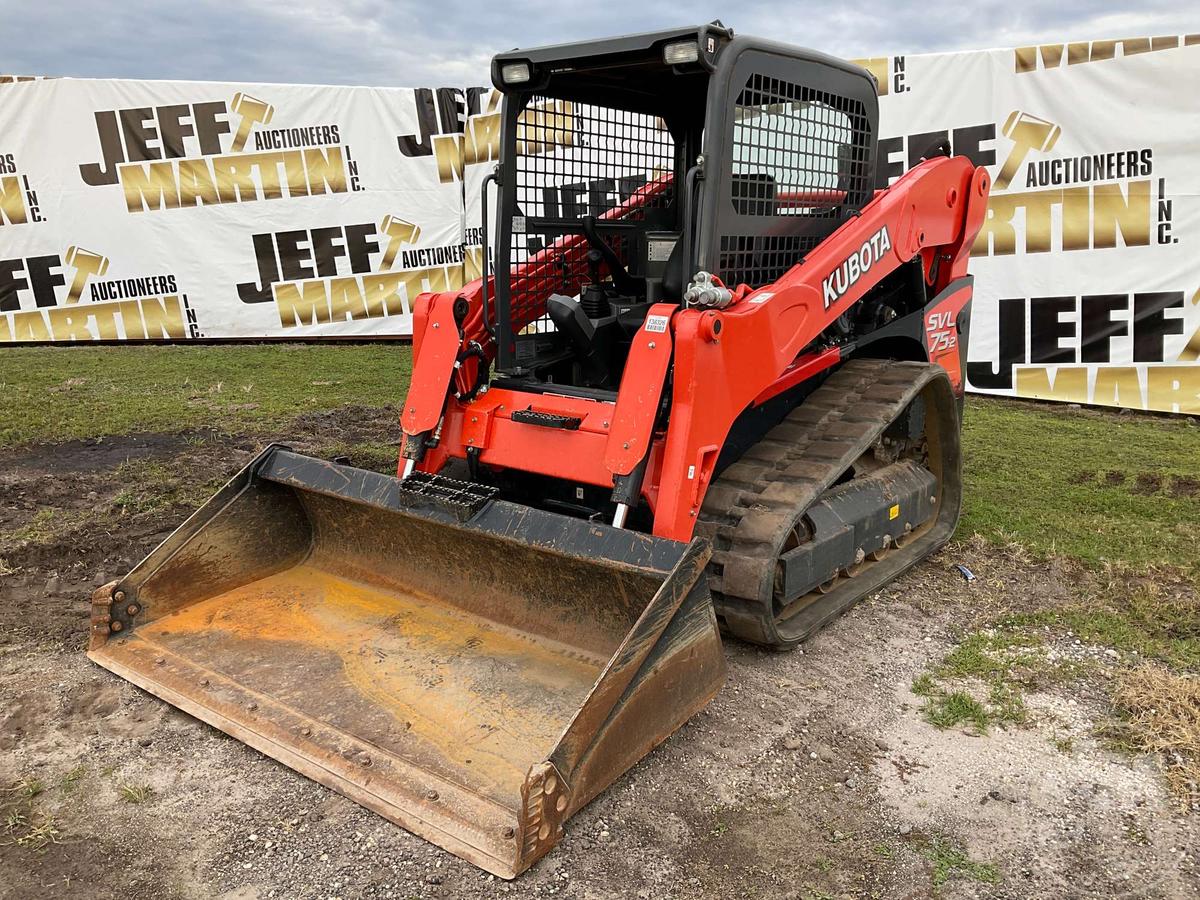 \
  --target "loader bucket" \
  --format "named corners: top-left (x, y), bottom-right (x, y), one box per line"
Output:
top-left (87, 446), bottom-right (725, 878)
